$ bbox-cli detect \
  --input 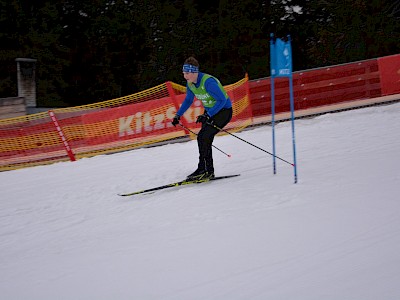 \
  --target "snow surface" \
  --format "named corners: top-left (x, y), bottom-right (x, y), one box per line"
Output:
top-left (1, 103), bottom-right (400, 300)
